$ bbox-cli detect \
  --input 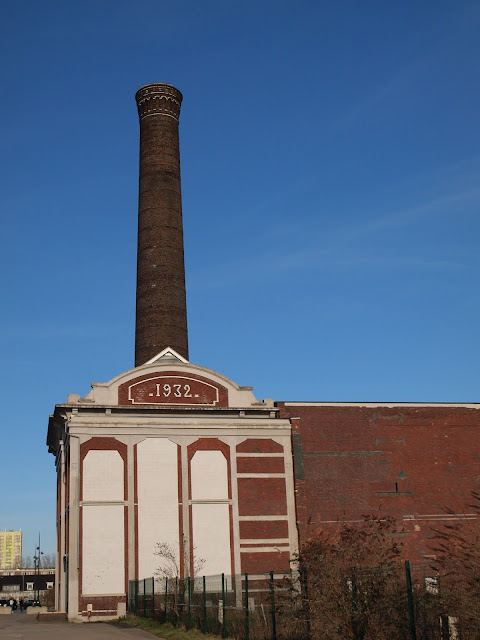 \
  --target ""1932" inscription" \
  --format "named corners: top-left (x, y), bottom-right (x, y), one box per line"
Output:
top-left (126, 375), bottom-right (222, 406)
top-left (155, 383), bottom-right (193, 398)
